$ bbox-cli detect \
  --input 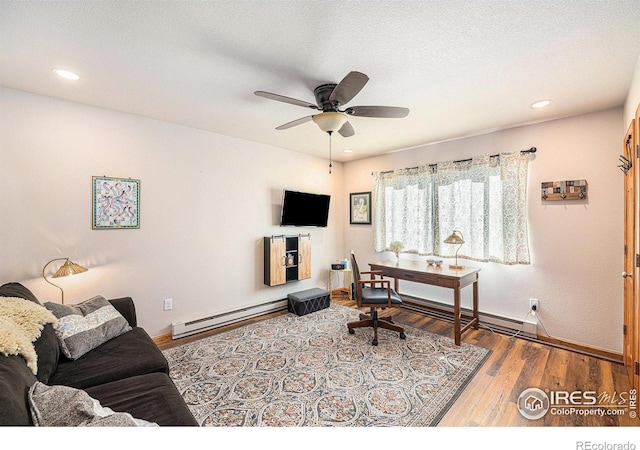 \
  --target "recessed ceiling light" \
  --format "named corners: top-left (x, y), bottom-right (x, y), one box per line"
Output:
top-left (531, 100), bottom-right (552, 109)
top-left (53, 68), bottom-right (80, 81)
top-left (342, 149), bottom-right (353, 154)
